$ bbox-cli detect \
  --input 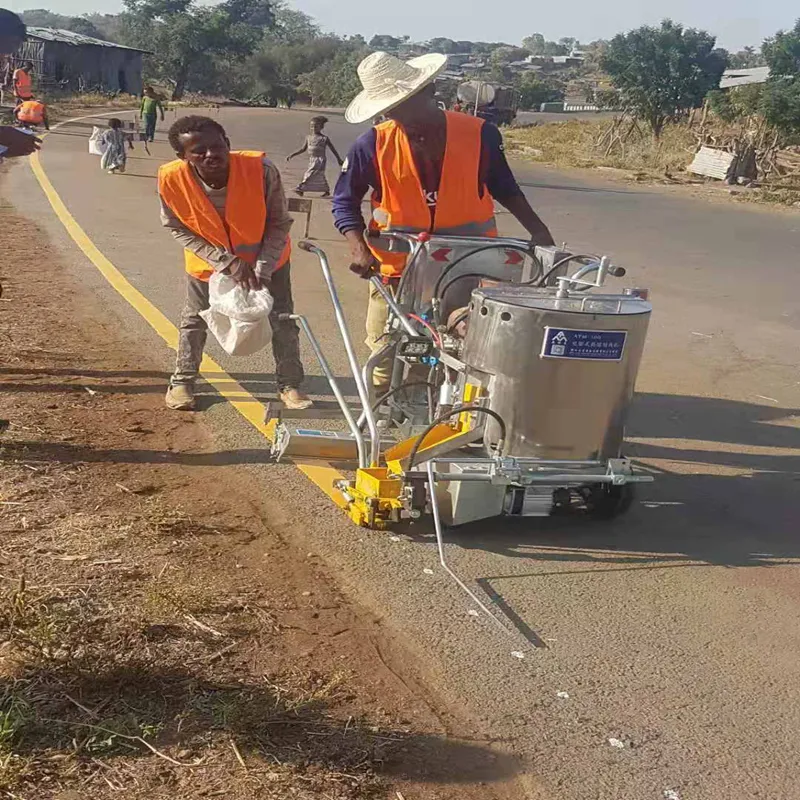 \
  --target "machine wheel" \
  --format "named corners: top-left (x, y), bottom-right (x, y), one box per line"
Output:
top-left (585, 483), bottom-right (635, 520)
